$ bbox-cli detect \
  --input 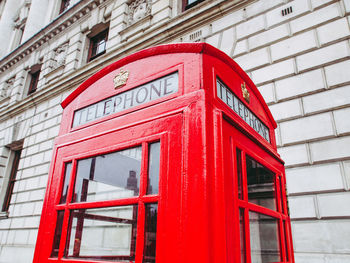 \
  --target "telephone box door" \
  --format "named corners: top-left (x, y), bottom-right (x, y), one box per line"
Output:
top-left (36, 114), bottom-right (182, 263)
top-left (223, 120), bottom-right (293, 263)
